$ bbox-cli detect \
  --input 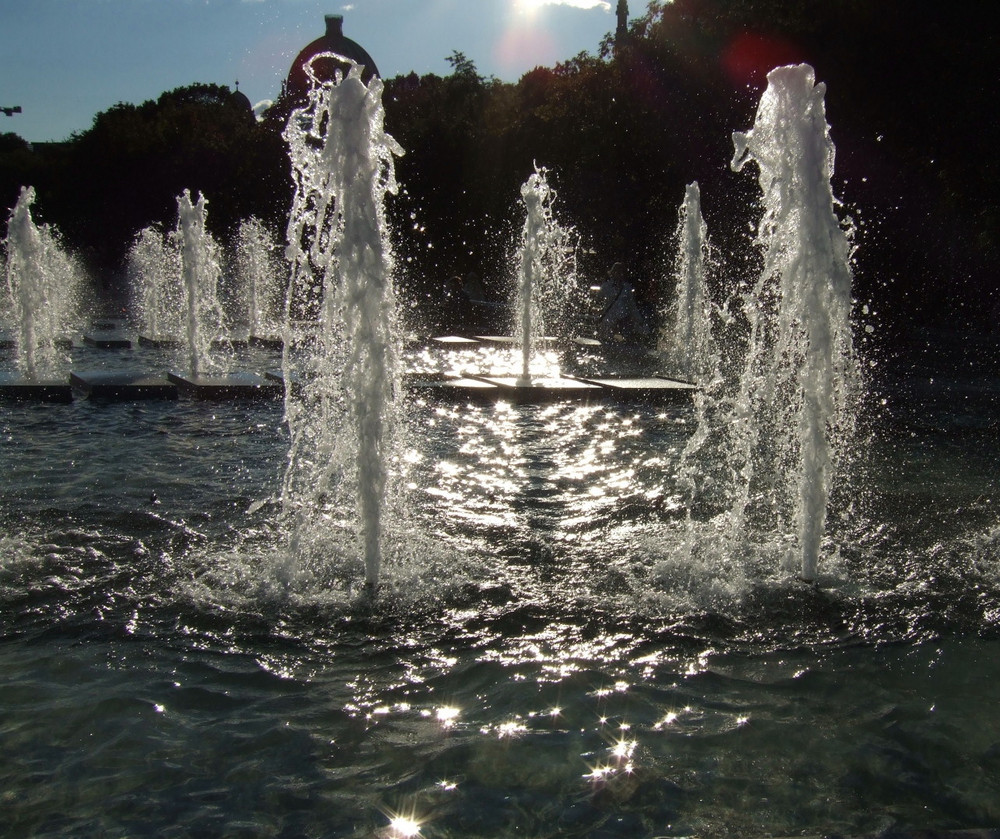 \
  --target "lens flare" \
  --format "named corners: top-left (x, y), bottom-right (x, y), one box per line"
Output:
top-left (387, 813), bottom-right (422, 838)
